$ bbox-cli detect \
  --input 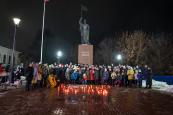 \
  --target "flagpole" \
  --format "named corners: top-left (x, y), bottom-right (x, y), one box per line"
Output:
top-left (81, 5), bottom-right (83, 18)
top-left (40, 0), bottom-right (46, 64)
